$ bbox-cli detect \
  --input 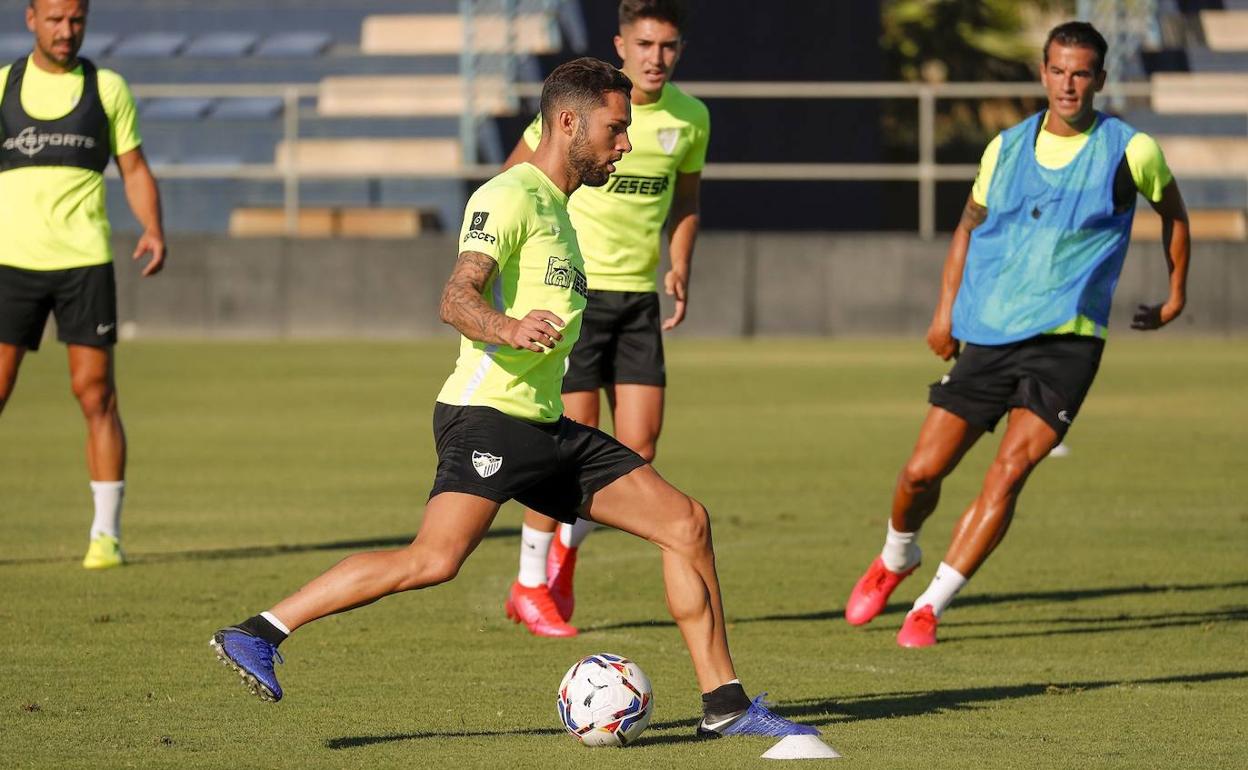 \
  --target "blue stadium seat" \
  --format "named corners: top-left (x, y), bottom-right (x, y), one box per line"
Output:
top-left (0, 34), bottom-right (30, 61)
top-left (79, 33), bottom-right (119, 59)
top-left (254, 32), bottom-right (332, 58)
top-left (112, 32), bottom-right (188, 58)
top-left (184, 32), bottom-right (259, 58)
top-left (141, 97), bottom-right (214, 120)
top-left (212, 97), bottom-right (285, 120)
